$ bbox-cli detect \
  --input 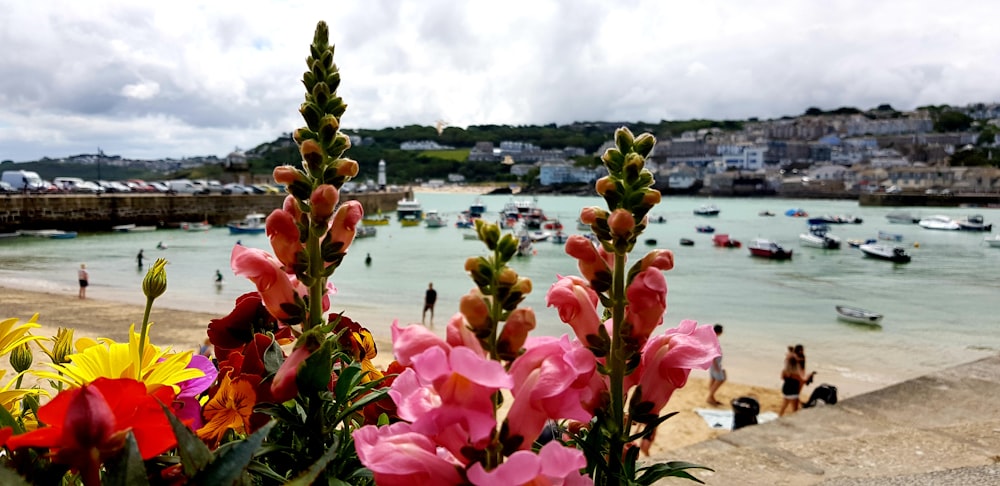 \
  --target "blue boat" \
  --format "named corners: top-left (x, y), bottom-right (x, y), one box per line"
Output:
top-left (696, 225), bottom-right (715, 233)
top-left (227, 213), bottom-right (267, 234)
